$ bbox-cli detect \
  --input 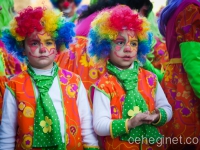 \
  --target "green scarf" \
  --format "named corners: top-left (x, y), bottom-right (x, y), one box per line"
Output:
top-left (27, 63), bottom-right (65, 150)
top-left (107, 61), bottom-right (163, 144)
